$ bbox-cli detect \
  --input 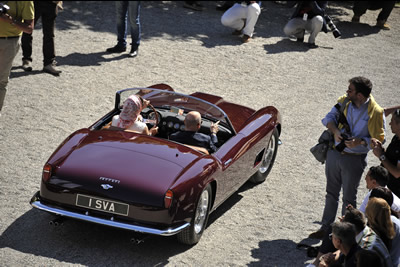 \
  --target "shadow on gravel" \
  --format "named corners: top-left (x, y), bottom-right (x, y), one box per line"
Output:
top-left (333, 21), bottom-right (380, 39)
top-left (0, 181), bottom-right (257, 265)
top-left (207, 180), bottom-right (257, 226)
top-left (249, 239), bottom-right (311, 266)
top-left (53, 1), bottom-right (382, 54)
top-left (0, 209), bottom-right (186, 265)
top-left (57, 51), bottom-right (127, 67)
top-left (9, 67), bottom-right (43, 79)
